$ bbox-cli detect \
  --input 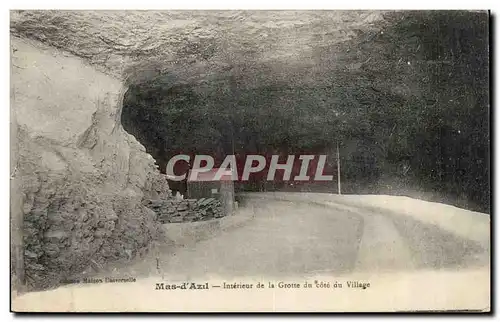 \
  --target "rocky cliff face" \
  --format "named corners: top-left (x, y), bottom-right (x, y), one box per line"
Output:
top-left (11, 36), bottom-right (171, 290)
